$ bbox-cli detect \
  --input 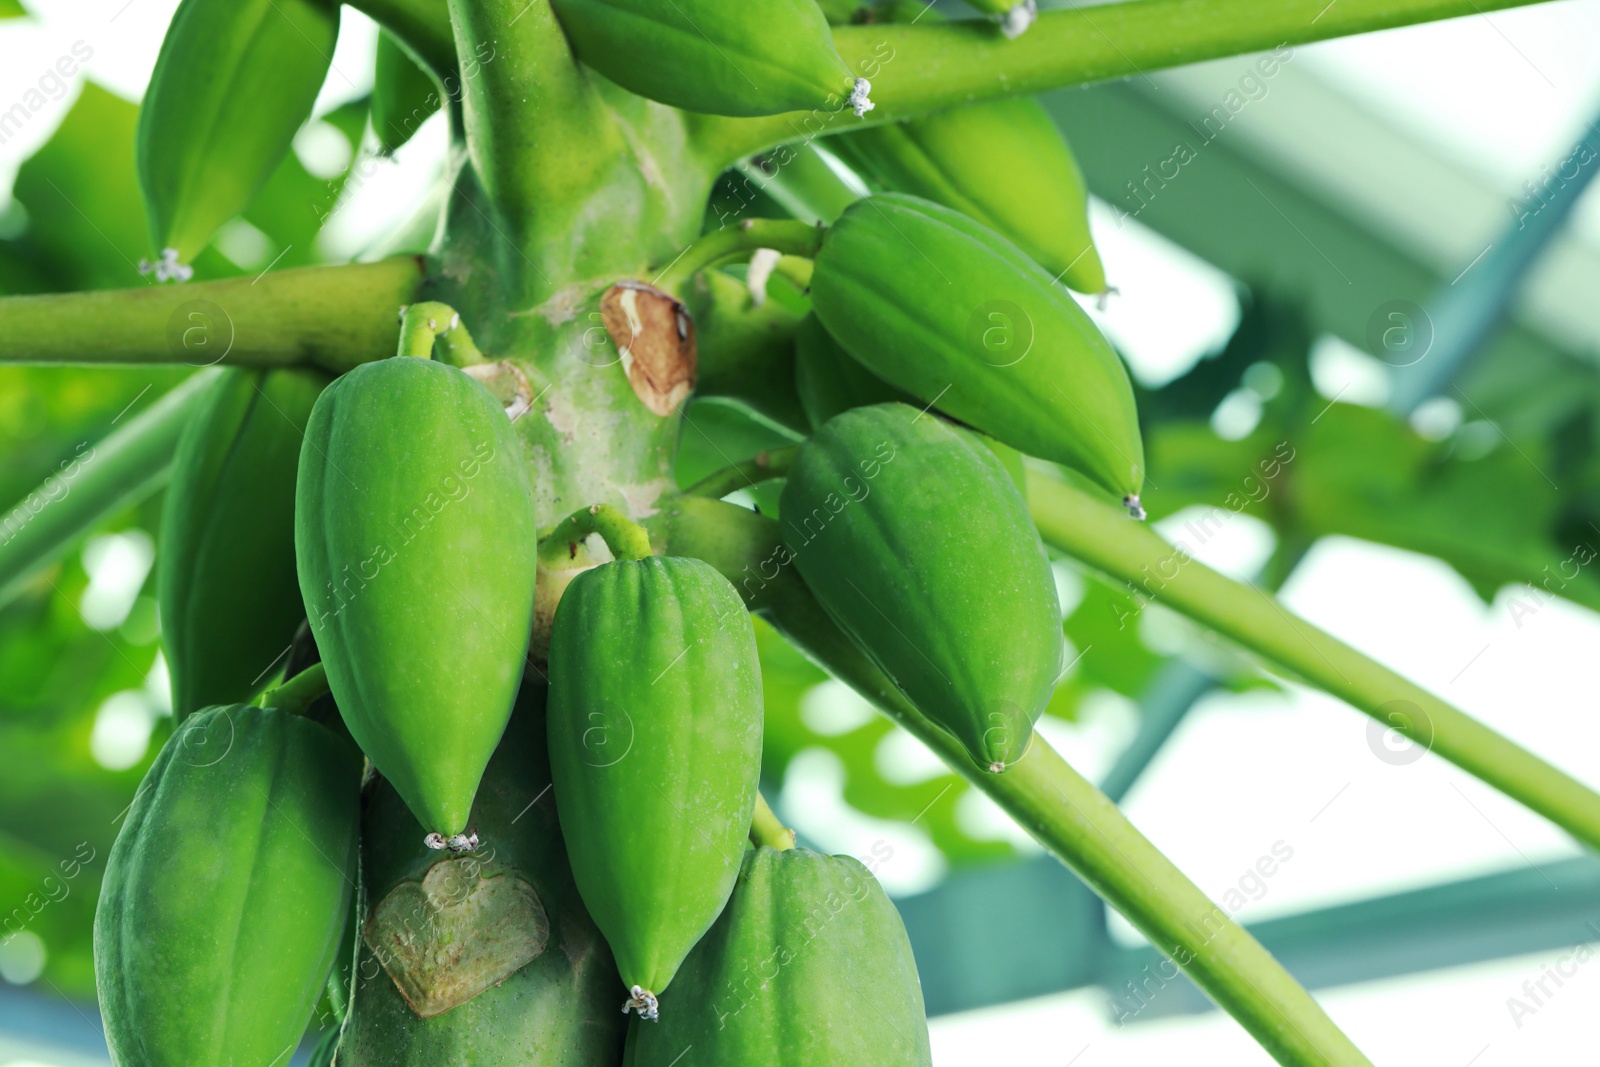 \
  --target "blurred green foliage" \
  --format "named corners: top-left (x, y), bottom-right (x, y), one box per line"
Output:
top-left (0, 78), bottom-right (372, 996)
